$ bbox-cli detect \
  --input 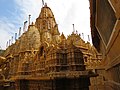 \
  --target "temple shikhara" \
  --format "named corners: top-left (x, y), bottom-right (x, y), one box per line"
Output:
top-left (0, 2), bottom-right (104, 90)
